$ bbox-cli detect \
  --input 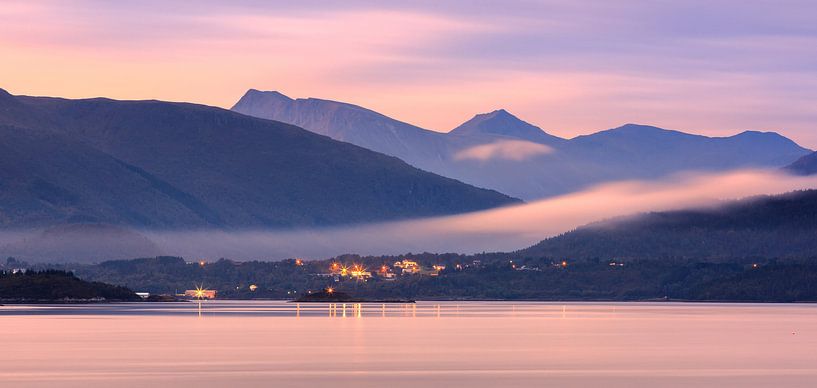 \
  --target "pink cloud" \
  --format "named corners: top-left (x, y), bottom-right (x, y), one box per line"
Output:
top-left (454, 140), bottom-right (554, 162)
top-left (2, 1), bottom-right (816, 148)
top-left (130, 170), bottom-right (817, 259)
top-left (4, 169), bottom-right (816, 262)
